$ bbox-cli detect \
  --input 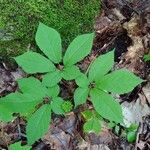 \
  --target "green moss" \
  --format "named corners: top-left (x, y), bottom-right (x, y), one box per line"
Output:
top-left (0, 0), bottom-right (100, 59)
